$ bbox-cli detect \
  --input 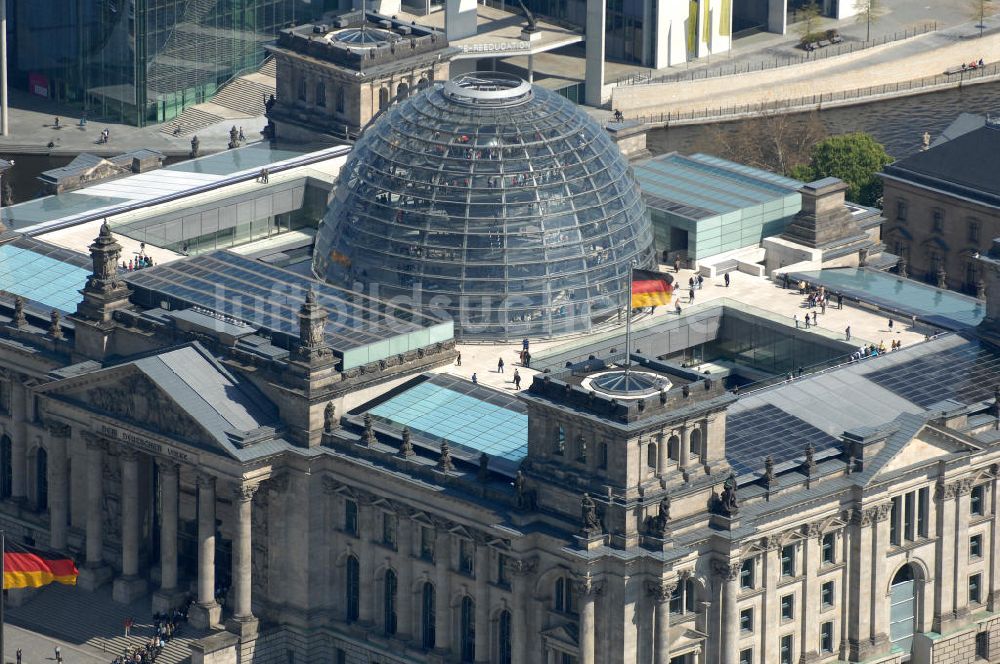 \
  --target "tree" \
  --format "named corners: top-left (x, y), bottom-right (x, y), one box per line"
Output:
top-left (854, 0), bottom-right (886, 42)
top-left (793, 133), bottom-right (893, 206)
top-left (700, 110), bottom-right (827, 176)
top-left (795, 2), bottom-right (823, 43)
top-left (970, 0), bottom-right (996, 38)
